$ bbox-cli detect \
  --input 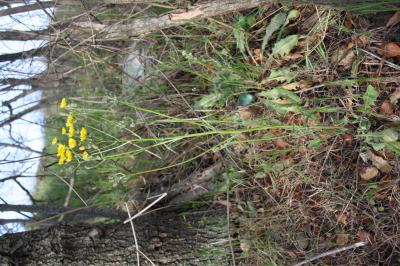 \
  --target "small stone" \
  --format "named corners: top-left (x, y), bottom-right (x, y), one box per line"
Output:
top-left (360, 167), bottom-right (379, 181)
